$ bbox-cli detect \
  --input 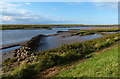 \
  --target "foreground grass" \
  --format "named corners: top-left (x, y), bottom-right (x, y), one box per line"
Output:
top-left (55, 45), bottom-right (119, 77)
